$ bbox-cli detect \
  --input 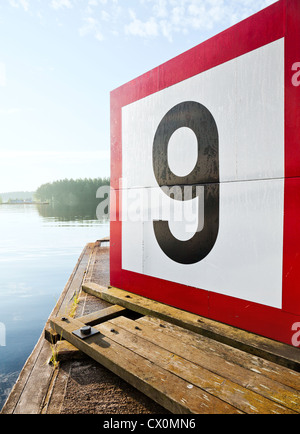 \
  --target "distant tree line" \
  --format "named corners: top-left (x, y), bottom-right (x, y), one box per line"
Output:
top-left (0, 191), bottom-right (35, 202)
top-left (35, 177), bottom-right (110, 207)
